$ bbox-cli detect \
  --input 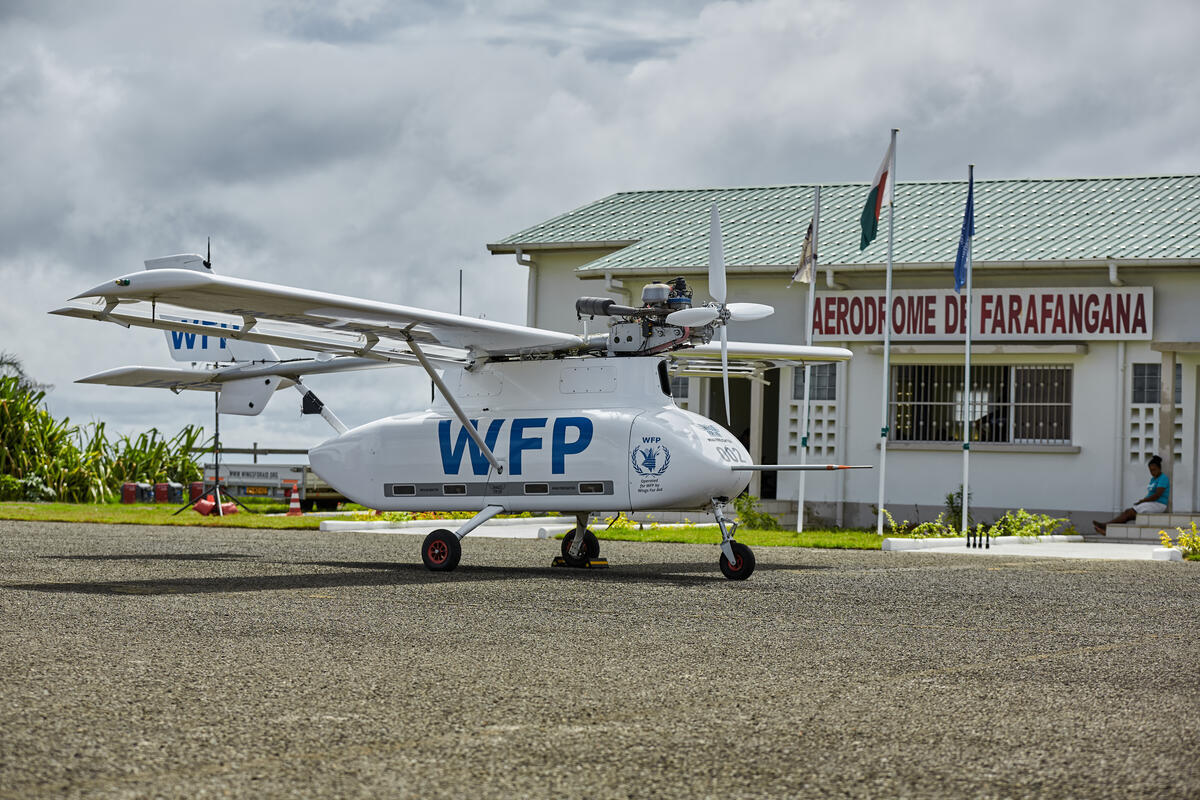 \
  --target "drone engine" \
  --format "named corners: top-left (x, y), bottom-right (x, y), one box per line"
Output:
top-left (575, 277), bottom-right (713, 355)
